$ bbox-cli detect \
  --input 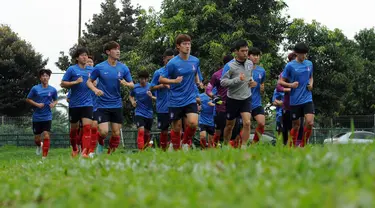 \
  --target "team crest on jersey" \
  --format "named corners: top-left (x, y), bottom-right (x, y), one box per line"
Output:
top-left (118, 71), bottom-right (122, 78)
top-left (48, 92), bottom-right (51, 97)
top-left (258, 74), bottom-right (262, 79)
top-left (307, 66), bottom-right (310, 71)
top-left (88, 73), bottom-right (91, 77)
top-left (192, 65), bottom-right (196, 71)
